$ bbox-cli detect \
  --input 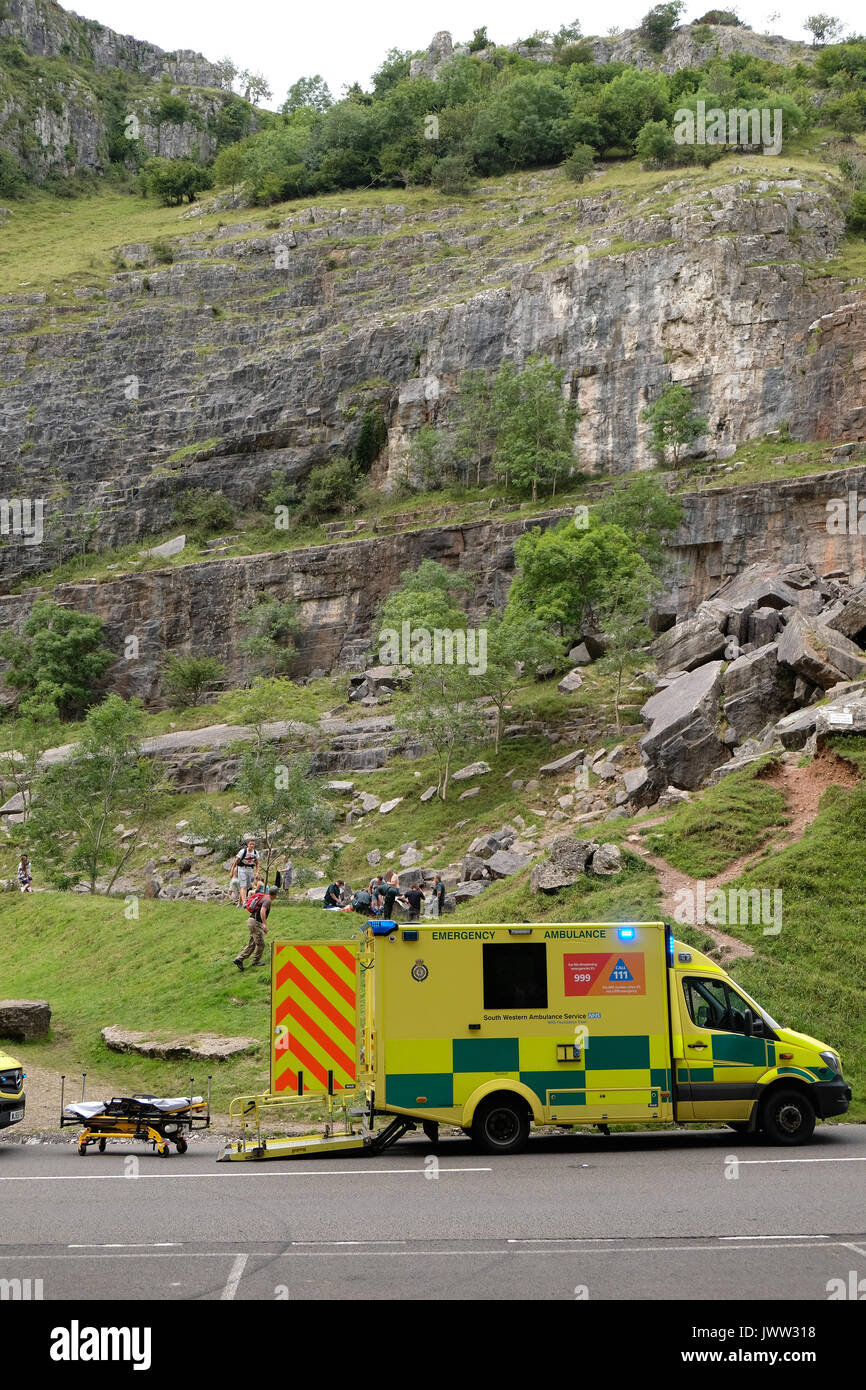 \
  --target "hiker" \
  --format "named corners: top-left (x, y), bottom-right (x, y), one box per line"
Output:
top-left (404, 883), bottom-right (425, 922)
top-left (323, 879), bottom-right (344, 909)
top-left (351, 885), bottom-right (373, 915)
top-left (17, 853), bottom-right (32, 893)
top-left (233, 883), bottom-right (271, 970)
top-left (432, 874), bottom-right (446, 917)
top-left (229, 838), bottom-right (260, 907)
top-left (275, 857), bottom-right (293, 894)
